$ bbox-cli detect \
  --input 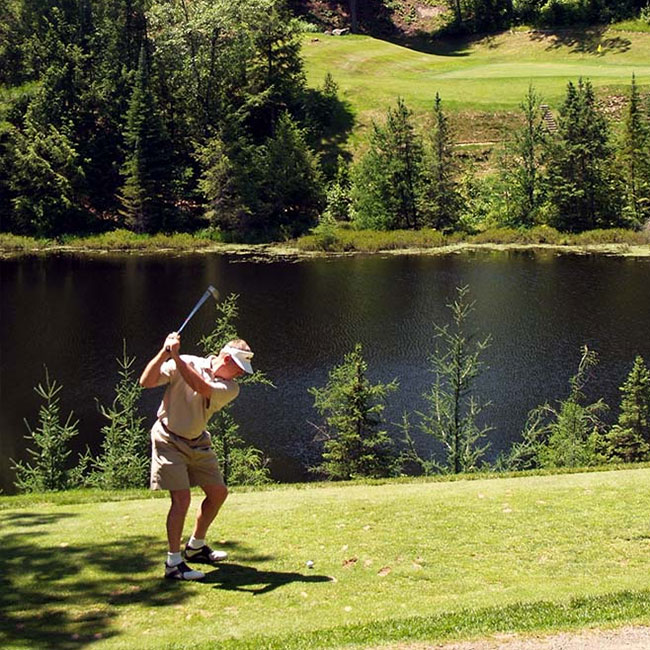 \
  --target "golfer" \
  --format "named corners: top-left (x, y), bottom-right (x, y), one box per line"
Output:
top-left (139, 332), bottom-right (254, 580)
